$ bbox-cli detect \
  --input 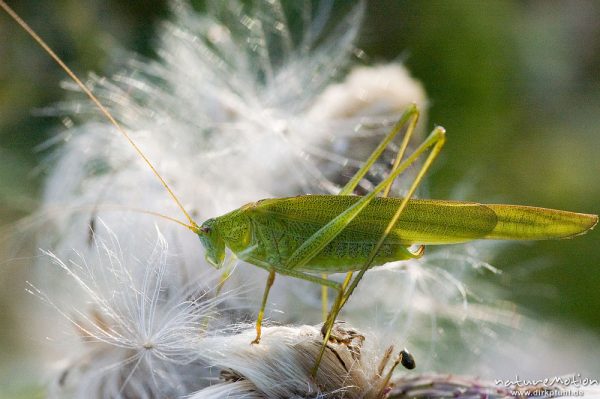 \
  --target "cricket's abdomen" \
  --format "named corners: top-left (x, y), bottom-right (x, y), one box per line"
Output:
top-left (241, 195), bottom-right (497, 273)
top-left (248, 217), bottom-right (416, 273)
top-left (298, 238), bottom-right (414, 272)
